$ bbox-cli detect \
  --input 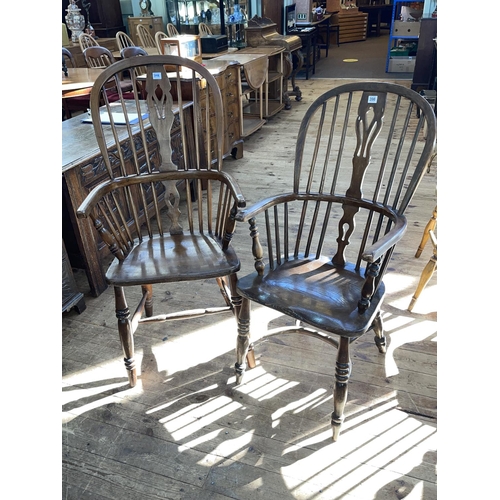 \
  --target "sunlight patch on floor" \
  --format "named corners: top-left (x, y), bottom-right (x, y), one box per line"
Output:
top-left (280, 410), bottom-right (435, 499)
